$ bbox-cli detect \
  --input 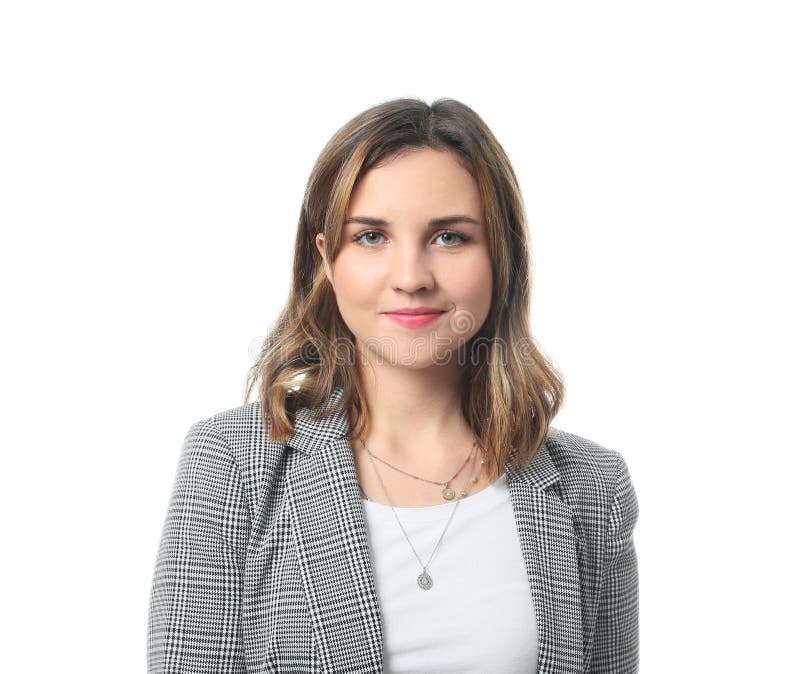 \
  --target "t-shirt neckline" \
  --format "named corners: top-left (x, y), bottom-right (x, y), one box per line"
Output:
top-left (360, 471), bottom-right (508, 522)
